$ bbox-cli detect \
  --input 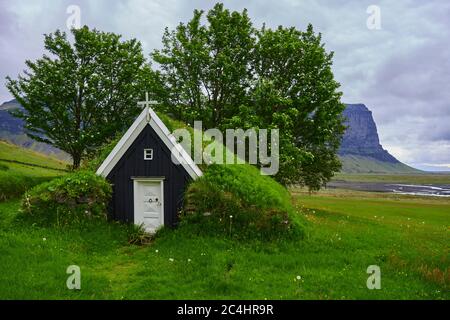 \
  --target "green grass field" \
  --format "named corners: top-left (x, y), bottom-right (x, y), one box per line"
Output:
top-left (0, 189), bottom-right (448, 299)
